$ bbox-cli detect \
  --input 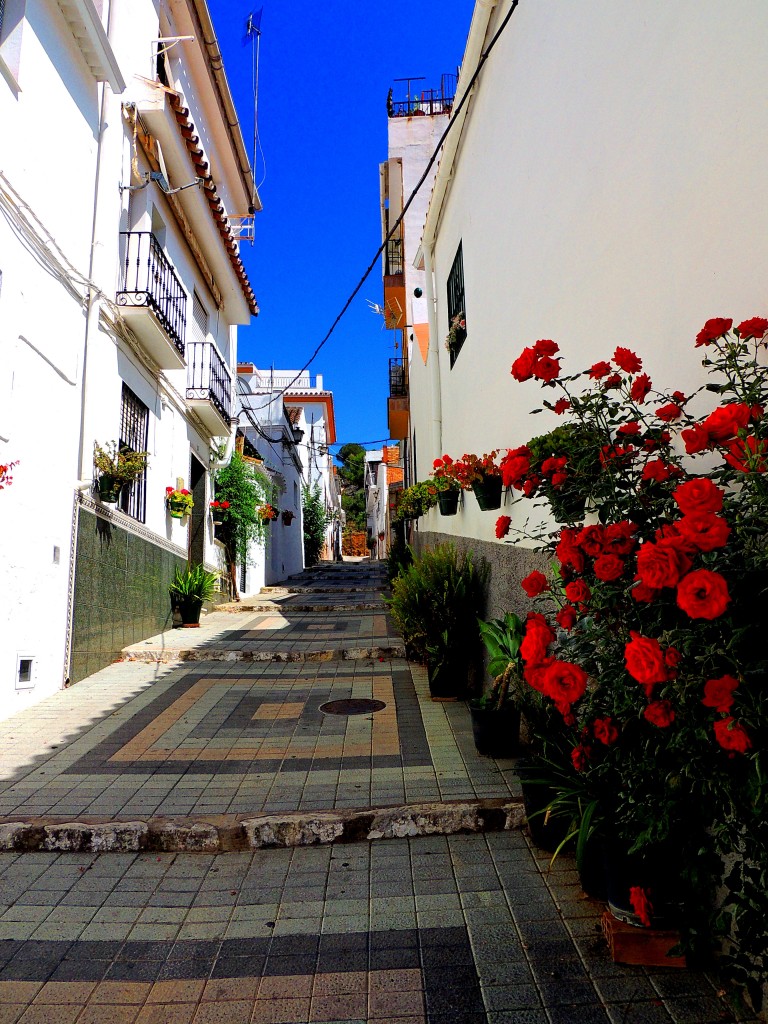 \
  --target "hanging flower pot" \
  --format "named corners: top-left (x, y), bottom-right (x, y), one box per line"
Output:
top-left (166, 488), bottom-right (193, 519)
top-left (472, 475), bottom-right (503, 511)
top-left (98, 474), bottom-right (120, 503)
top-left (281, 510), bottom-right (295, 526)
top-left (438, 489), bottom-right (460, 516)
